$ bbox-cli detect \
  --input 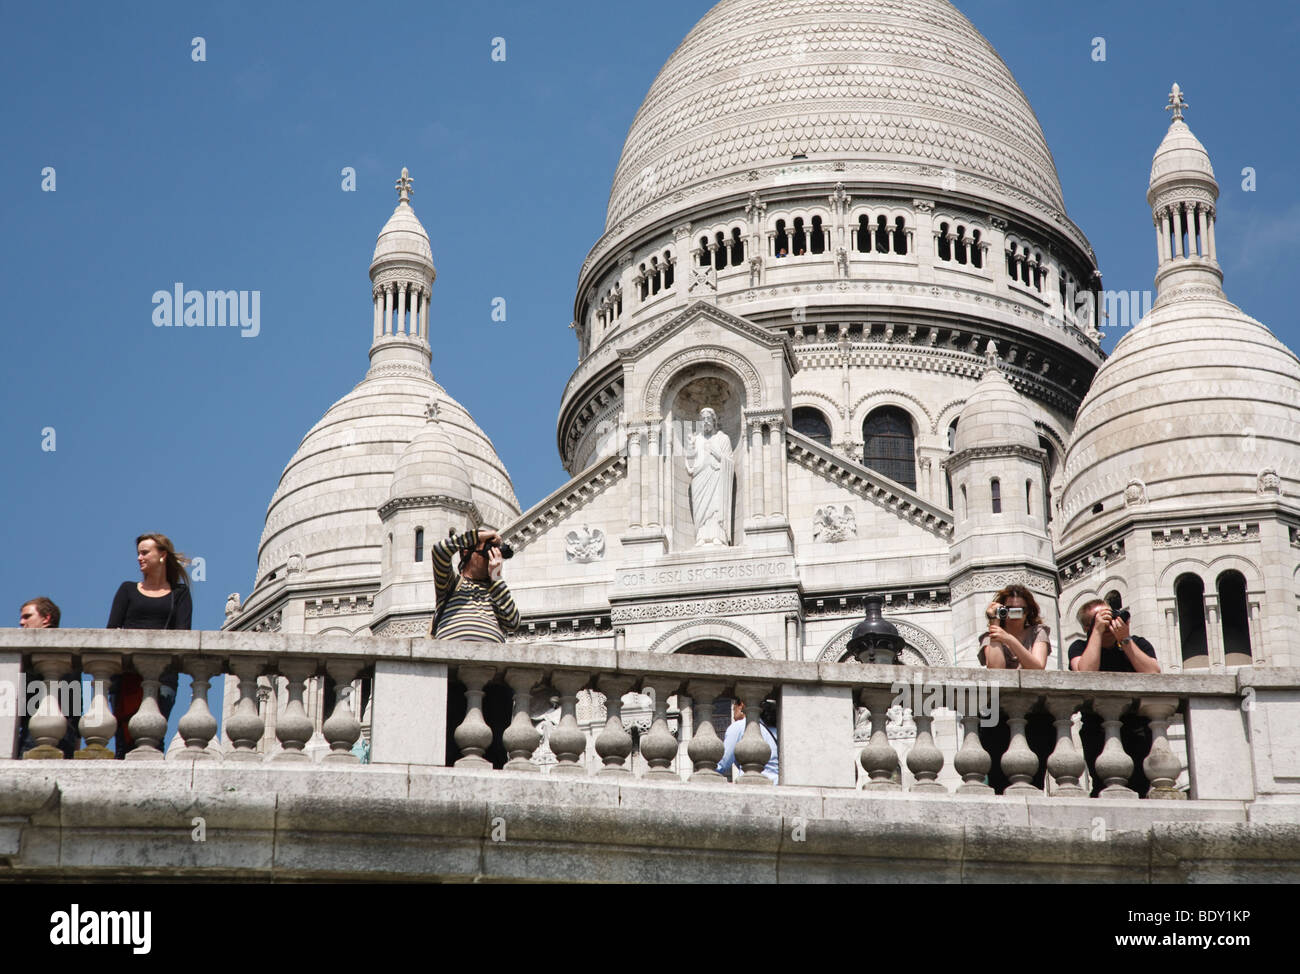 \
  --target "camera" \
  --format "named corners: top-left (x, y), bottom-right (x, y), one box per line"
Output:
top-left (1116, 607), bottom-right (1130, 623)
top-left (995, 606), bottom-right (1025, 623)
top-left (486, 540), bottom-right (514, 560)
